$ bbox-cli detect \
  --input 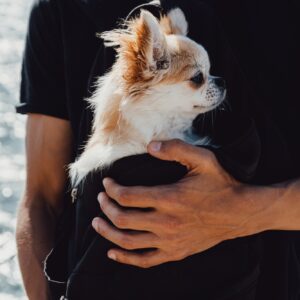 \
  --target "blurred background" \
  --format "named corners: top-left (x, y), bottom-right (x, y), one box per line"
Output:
top-left (0, 0), bottom-right (32, 299)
